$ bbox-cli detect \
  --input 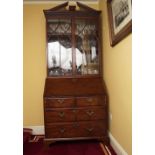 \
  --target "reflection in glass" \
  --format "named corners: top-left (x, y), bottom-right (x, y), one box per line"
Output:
top-left (48, 41), bottom-right (72, 76)
top-left (75, 19), bottom-right (99, 75)
top-left (47, 19), bottom-right (72, 76)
